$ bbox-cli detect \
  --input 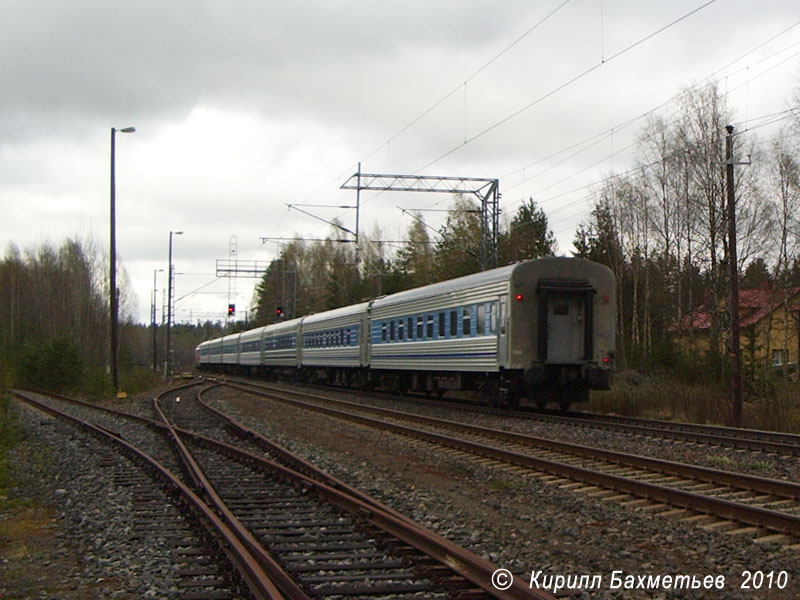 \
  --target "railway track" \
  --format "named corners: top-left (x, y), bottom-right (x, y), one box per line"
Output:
top-left (12, 387), bottom-right (548, 600)
top-left (215, 378), bottom-right (800, 547)
top-left (14, 389), bottom-right (280, 600)
top-left (219, 375), bottom-right (800, 457)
